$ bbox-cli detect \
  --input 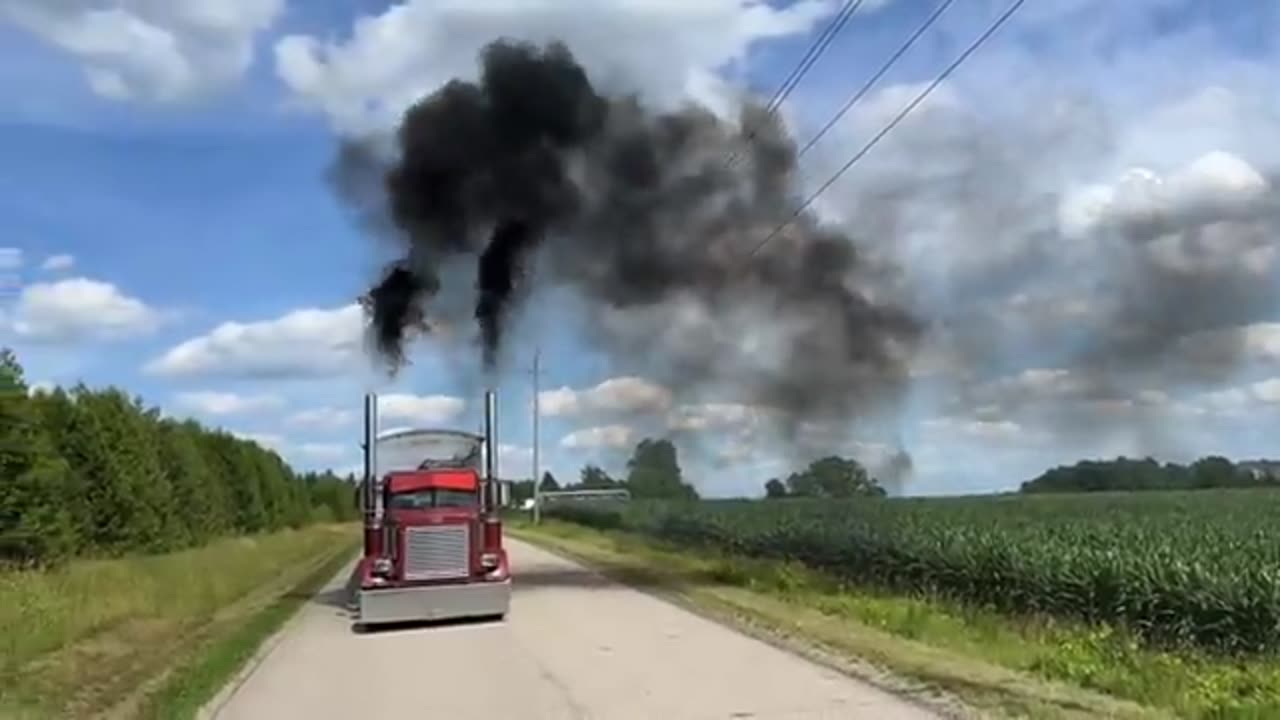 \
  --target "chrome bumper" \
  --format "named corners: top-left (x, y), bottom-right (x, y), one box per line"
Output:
top-left (356, 579), bottom-right (511, 625)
